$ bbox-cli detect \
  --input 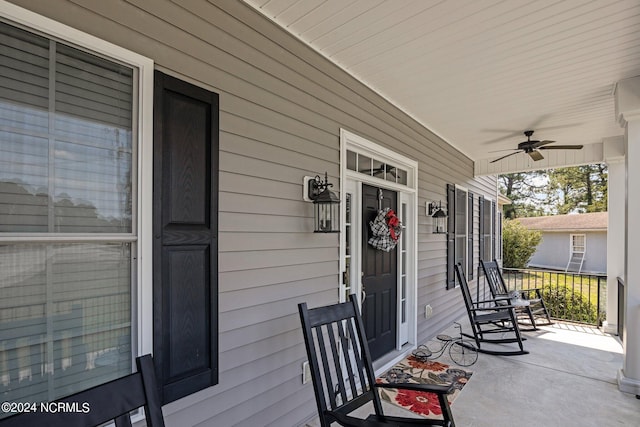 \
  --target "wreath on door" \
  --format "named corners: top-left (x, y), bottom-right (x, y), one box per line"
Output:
top-left (368, 208), bottom-right (402, 252)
